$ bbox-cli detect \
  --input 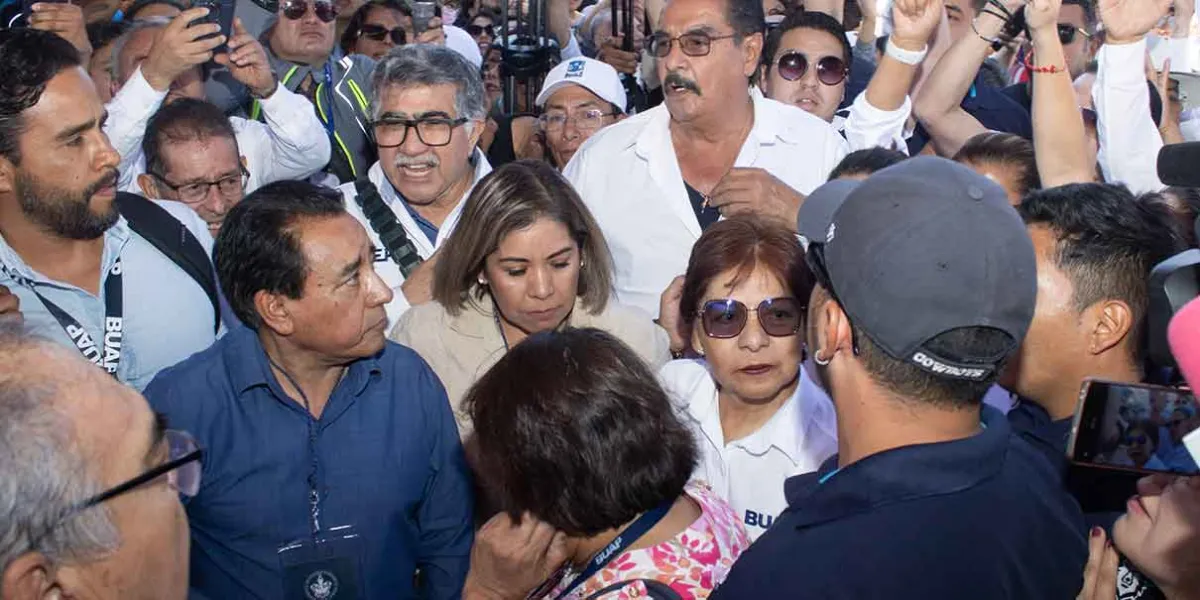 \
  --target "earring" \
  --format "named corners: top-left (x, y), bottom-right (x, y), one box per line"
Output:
top-left (477, 276), bottom-right (488, 286)
top-left (813, 349), bottom-right (831, 366)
